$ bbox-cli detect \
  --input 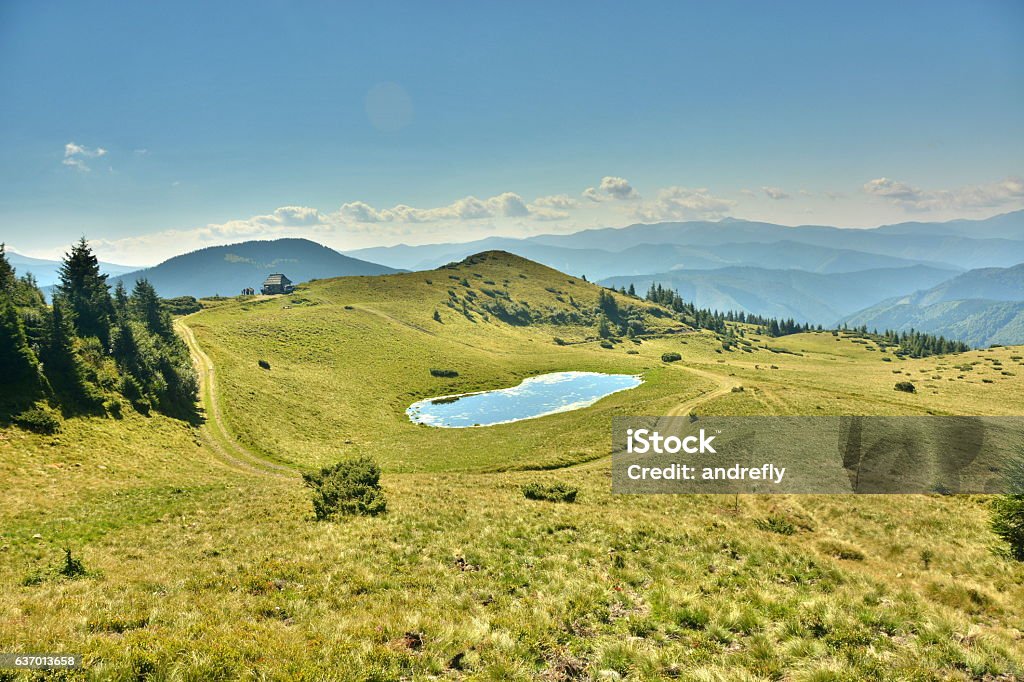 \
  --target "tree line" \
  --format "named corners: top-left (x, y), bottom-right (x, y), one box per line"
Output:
top-left (606, 282), bottom-right (968, 358)
top-left (0, 239), bottom-right (197, 426)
